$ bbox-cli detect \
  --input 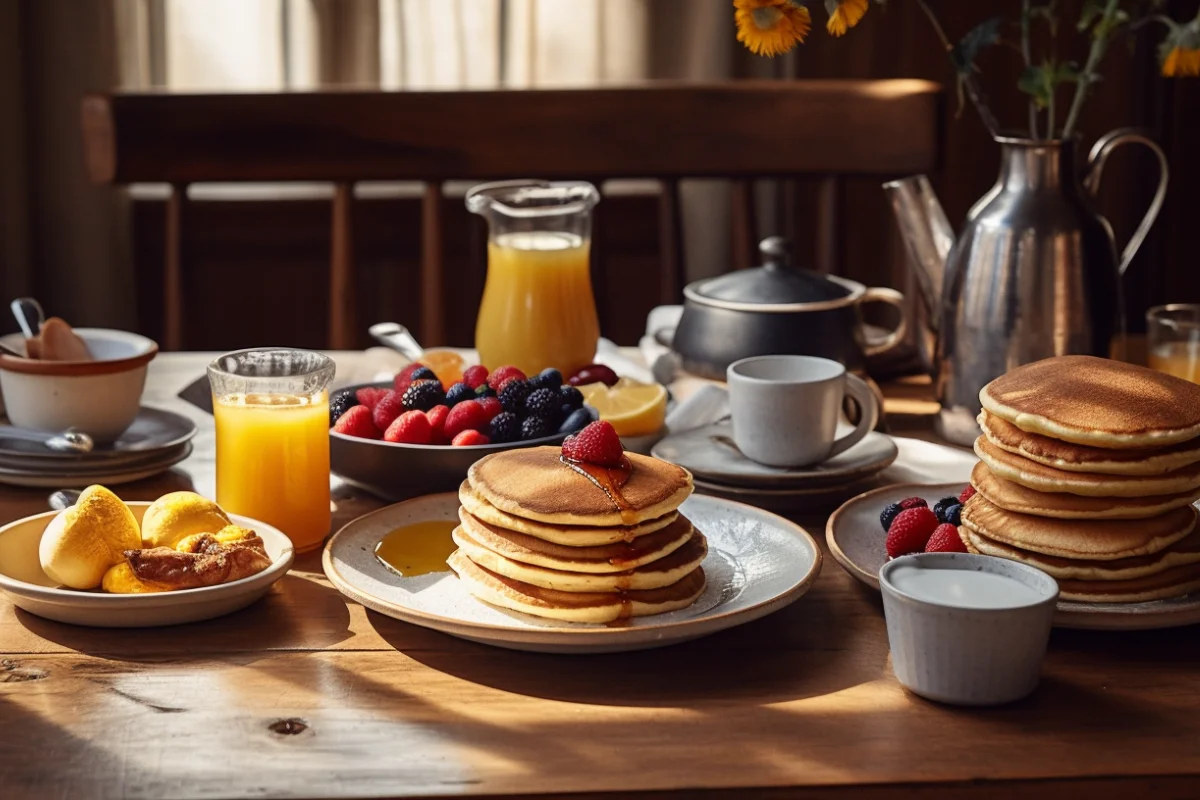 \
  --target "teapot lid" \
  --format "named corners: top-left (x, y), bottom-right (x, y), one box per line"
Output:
top-left (684, 237), bottom-right (858, 311)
